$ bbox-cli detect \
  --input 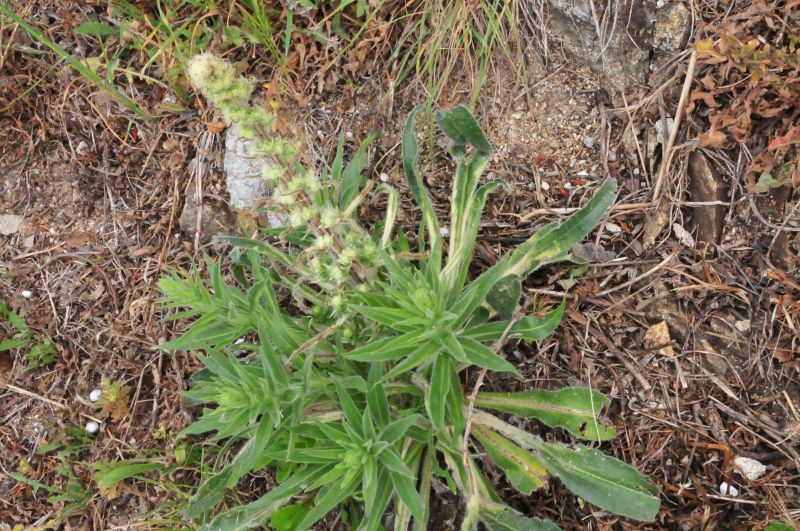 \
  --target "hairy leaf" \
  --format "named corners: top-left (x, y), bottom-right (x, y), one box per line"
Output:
top-left (472, 424), bottom-right (548, 494)
top-left (475, 387), bottom-right (616, 441)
